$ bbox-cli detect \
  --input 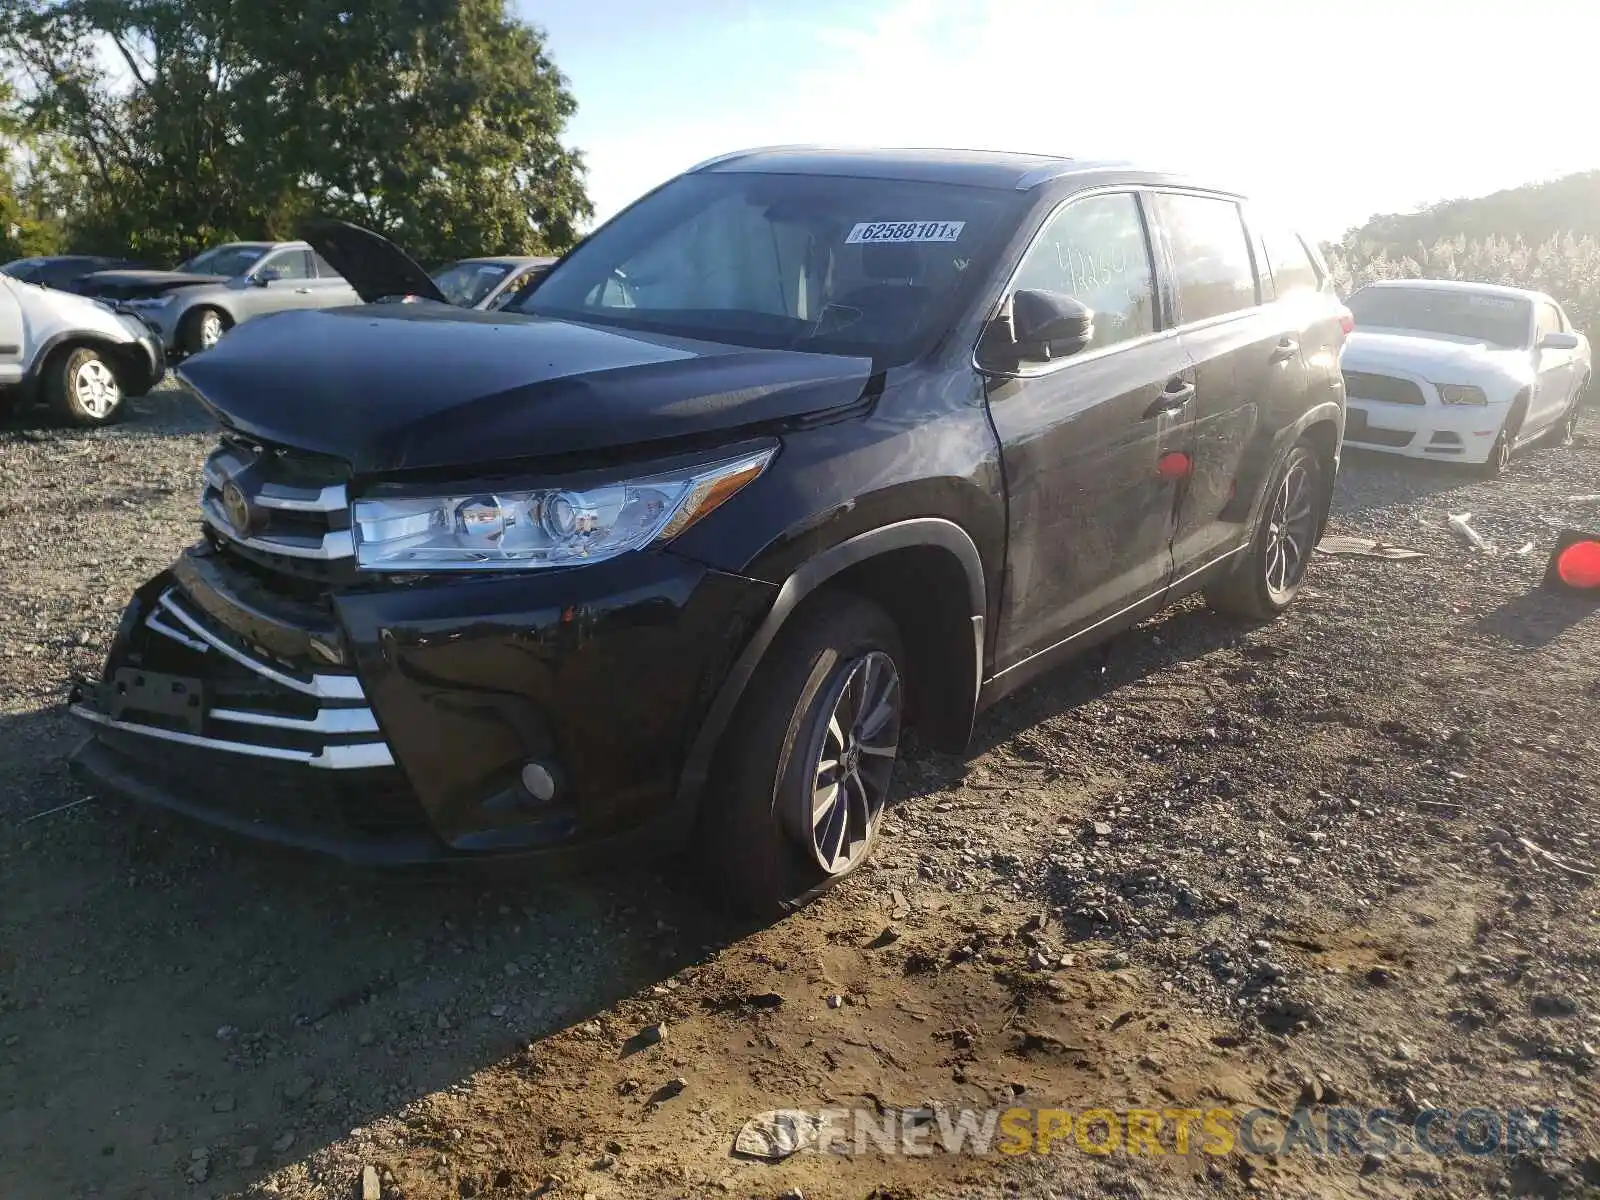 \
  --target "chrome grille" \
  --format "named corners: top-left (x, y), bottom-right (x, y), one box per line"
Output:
top-left (200, 442), bottom-right (355, 563)
top-left (70, 587), bottom-right (392, 771)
